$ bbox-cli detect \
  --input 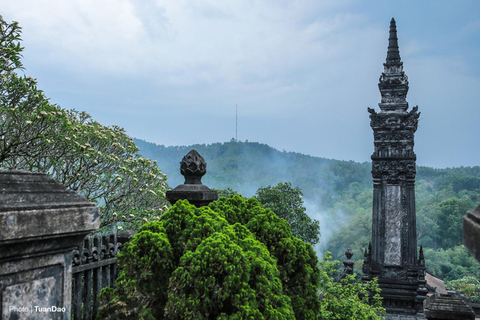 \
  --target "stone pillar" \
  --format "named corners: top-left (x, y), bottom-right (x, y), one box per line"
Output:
top-left (463, 204), bottom-right (480, 262)
top-left (363, 18), bottom-right (427, 315)
top-left (0, 170), bottom-right (99, 319)
top-left (166, 149), bottom-right (218, 207)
